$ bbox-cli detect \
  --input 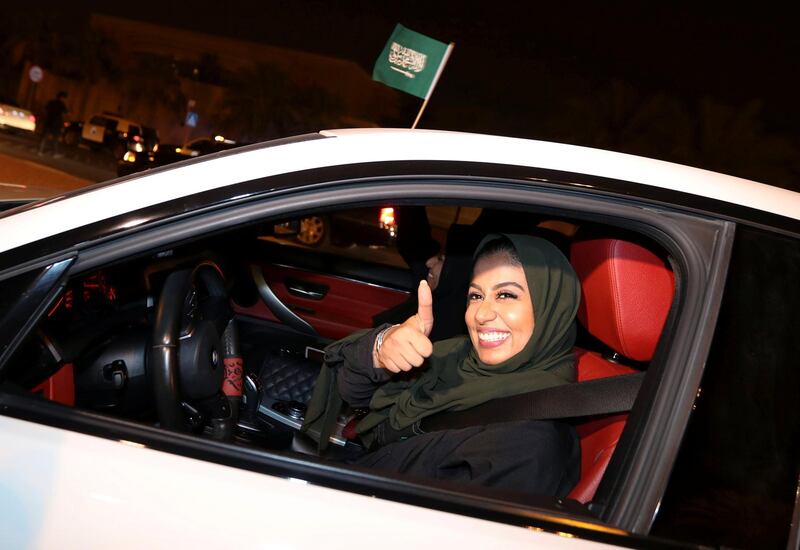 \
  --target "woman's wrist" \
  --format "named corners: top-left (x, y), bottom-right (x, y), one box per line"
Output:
top-left (373, 324), bottom-right (398, 369)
